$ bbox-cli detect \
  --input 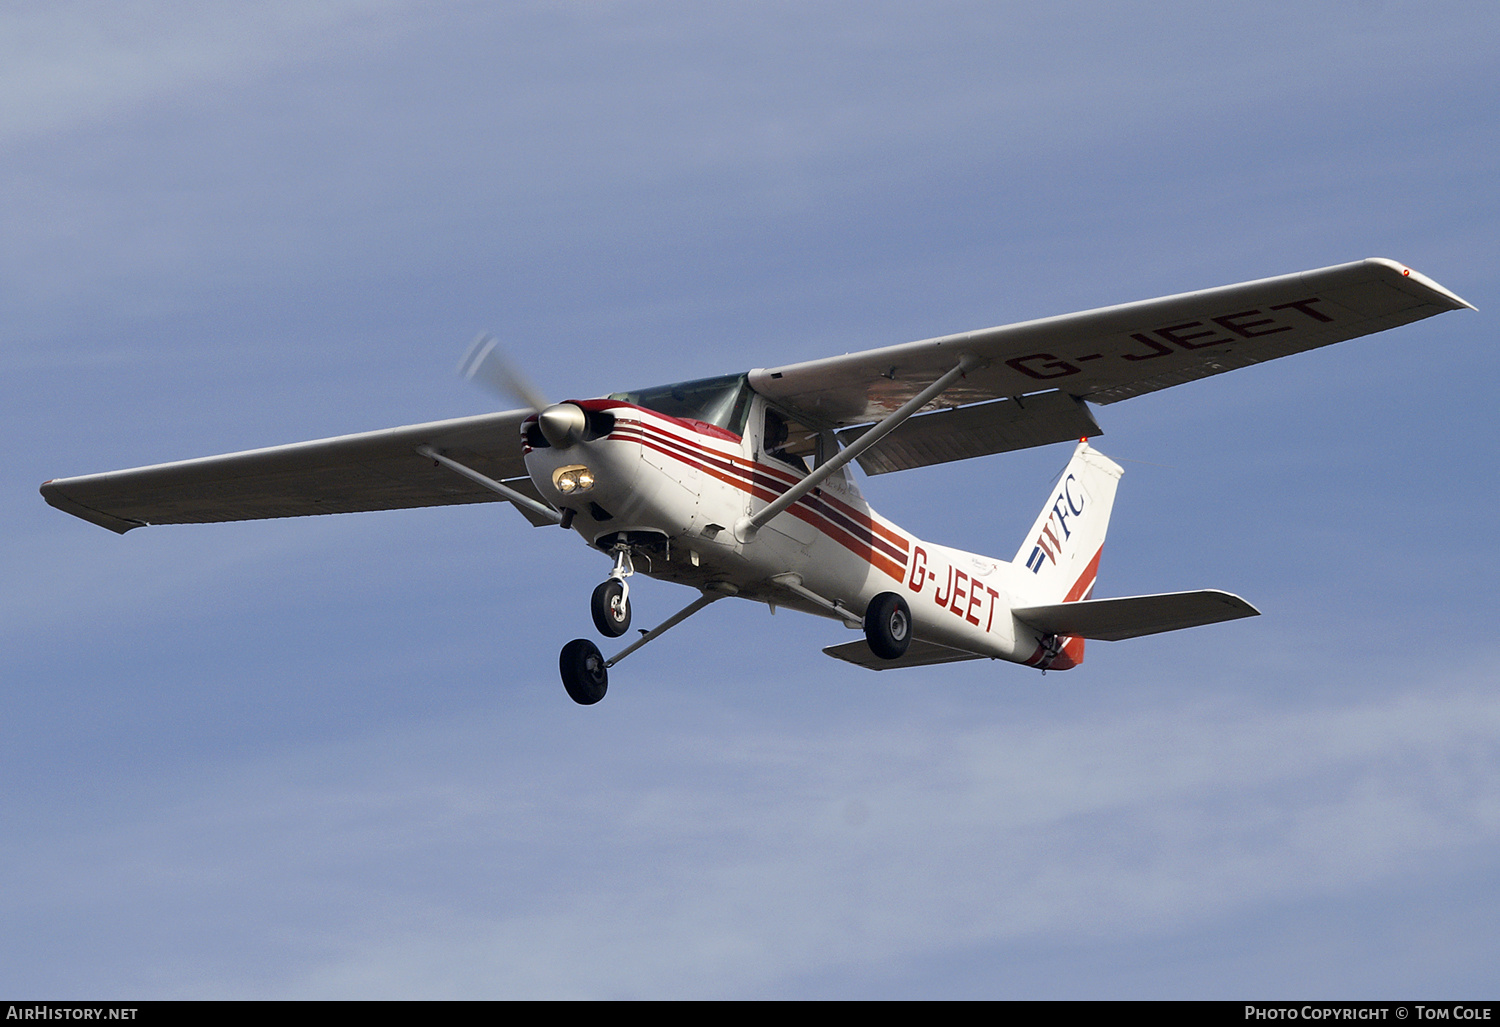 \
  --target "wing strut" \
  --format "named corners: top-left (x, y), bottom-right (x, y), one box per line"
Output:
top-left (414, 445), bottom-right (562, 525)
top-left (738, 354), bottom-right (979, 538)
top-left (604, 583), bottom-right (737, 668)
